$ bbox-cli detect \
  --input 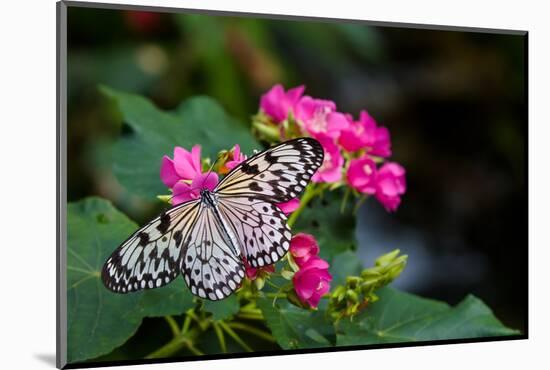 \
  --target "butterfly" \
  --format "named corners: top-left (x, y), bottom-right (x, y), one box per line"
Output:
top-left (101, 137), bottom-right (324, 301)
